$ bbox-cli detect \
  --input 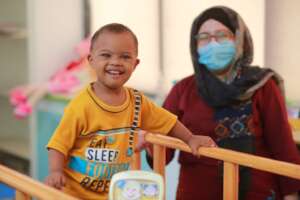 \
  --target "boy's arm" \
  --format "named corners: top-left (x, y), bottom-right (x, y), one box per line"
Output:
top-left (168, 120), bottom-right (193, 144)
top-left (135, 122), bottom-right (190, 154)
top-left (168, 120), bottom-right (216, 155)
top-left (44, 149), bottom-right (66, 189)
top-left (48, 148), bottom-right (65, 173)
